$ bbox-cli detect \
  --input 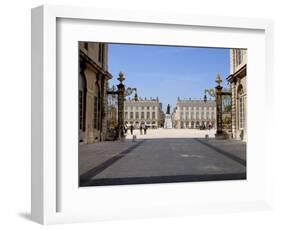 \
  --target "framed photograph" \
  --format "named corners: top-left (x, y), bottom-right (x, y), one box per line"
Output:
top-left (31, 5), bottom-right (274, 225)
